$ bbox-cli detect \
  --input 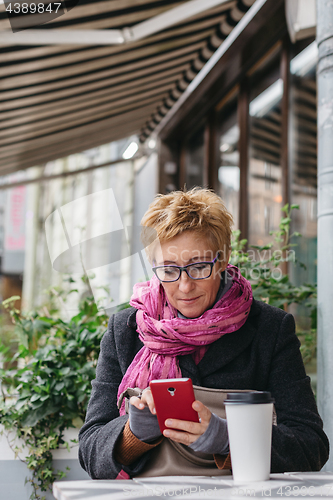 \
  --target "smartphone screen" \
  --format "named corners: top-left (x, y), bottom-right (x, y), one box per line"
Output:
top-left (149, 378), bottom-right (199, 433)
